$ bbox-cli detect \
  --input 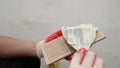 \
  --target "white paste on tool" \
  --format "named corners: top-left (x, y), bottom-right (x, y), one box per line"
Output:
top-left (62, 24), bottom-right (99, 50)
